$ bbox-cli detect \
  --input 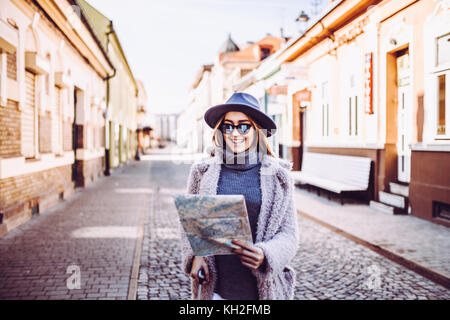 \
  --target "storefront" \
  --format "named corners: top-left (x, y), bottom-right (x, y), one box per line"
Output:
top-left (409, 1), bottom-right (450, 226)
